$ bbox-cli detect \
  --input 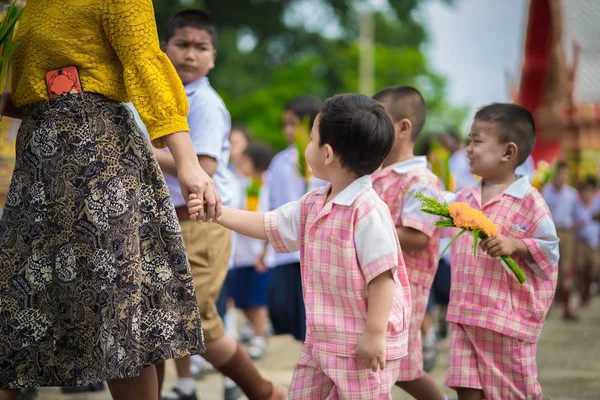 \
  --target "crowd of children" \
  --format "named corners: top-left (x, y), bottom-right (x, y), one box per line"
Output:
top-left (8, 5), bottom-right (600, 400)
